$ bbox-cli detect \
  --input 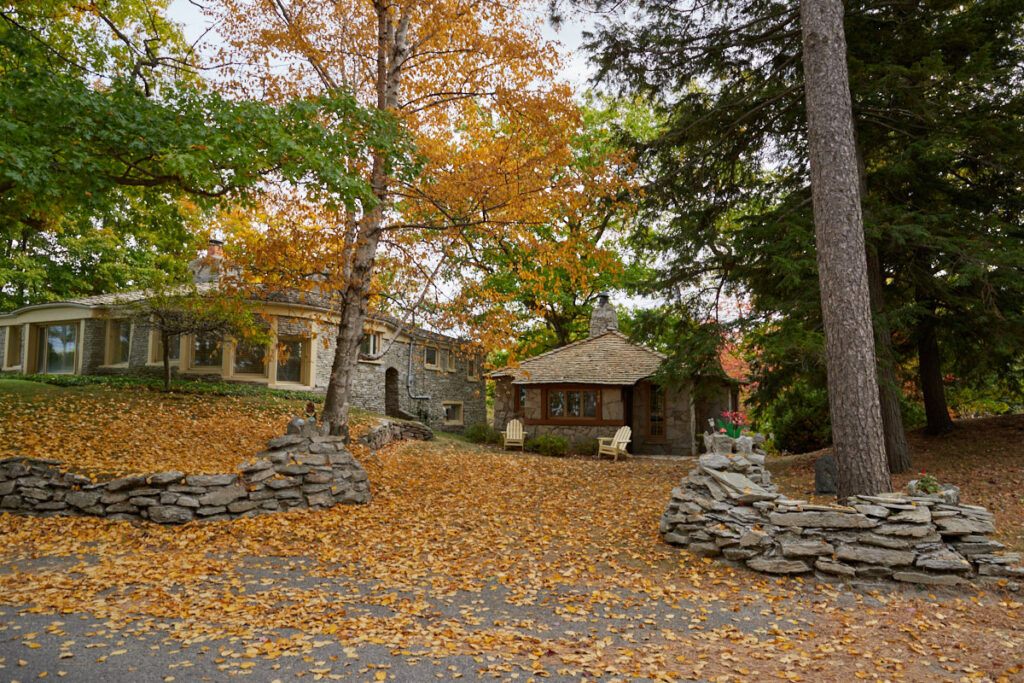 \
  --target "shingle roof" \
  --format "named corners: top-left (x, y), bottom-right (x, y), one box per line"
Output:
top-left (491, 331), bottom-right (666, 385)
